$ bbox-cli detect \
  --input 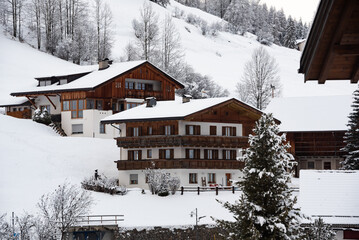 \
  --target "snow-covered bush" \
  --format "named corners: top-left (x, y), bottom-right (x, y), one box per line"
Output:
top-left (145, 169), bottom-right (180, 196)
top-left (0, 214), bottom-right (12, 239)
top-left (173, 6), bottom-right (184, 19)
top-left (81, 173), bottom-right (121, 195)
top-left (209, 22), bottom-right (222, 36)
top-left (186, 13), bottom-right (199, 25)
top-left (168, 177), bottom-right (180, 195)
top-left (200, 20), bottom-right (209, 35)
top-left (33, 108), bottom-right (51, 126)
top-left (305, 218), bottom-right (336, 240)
